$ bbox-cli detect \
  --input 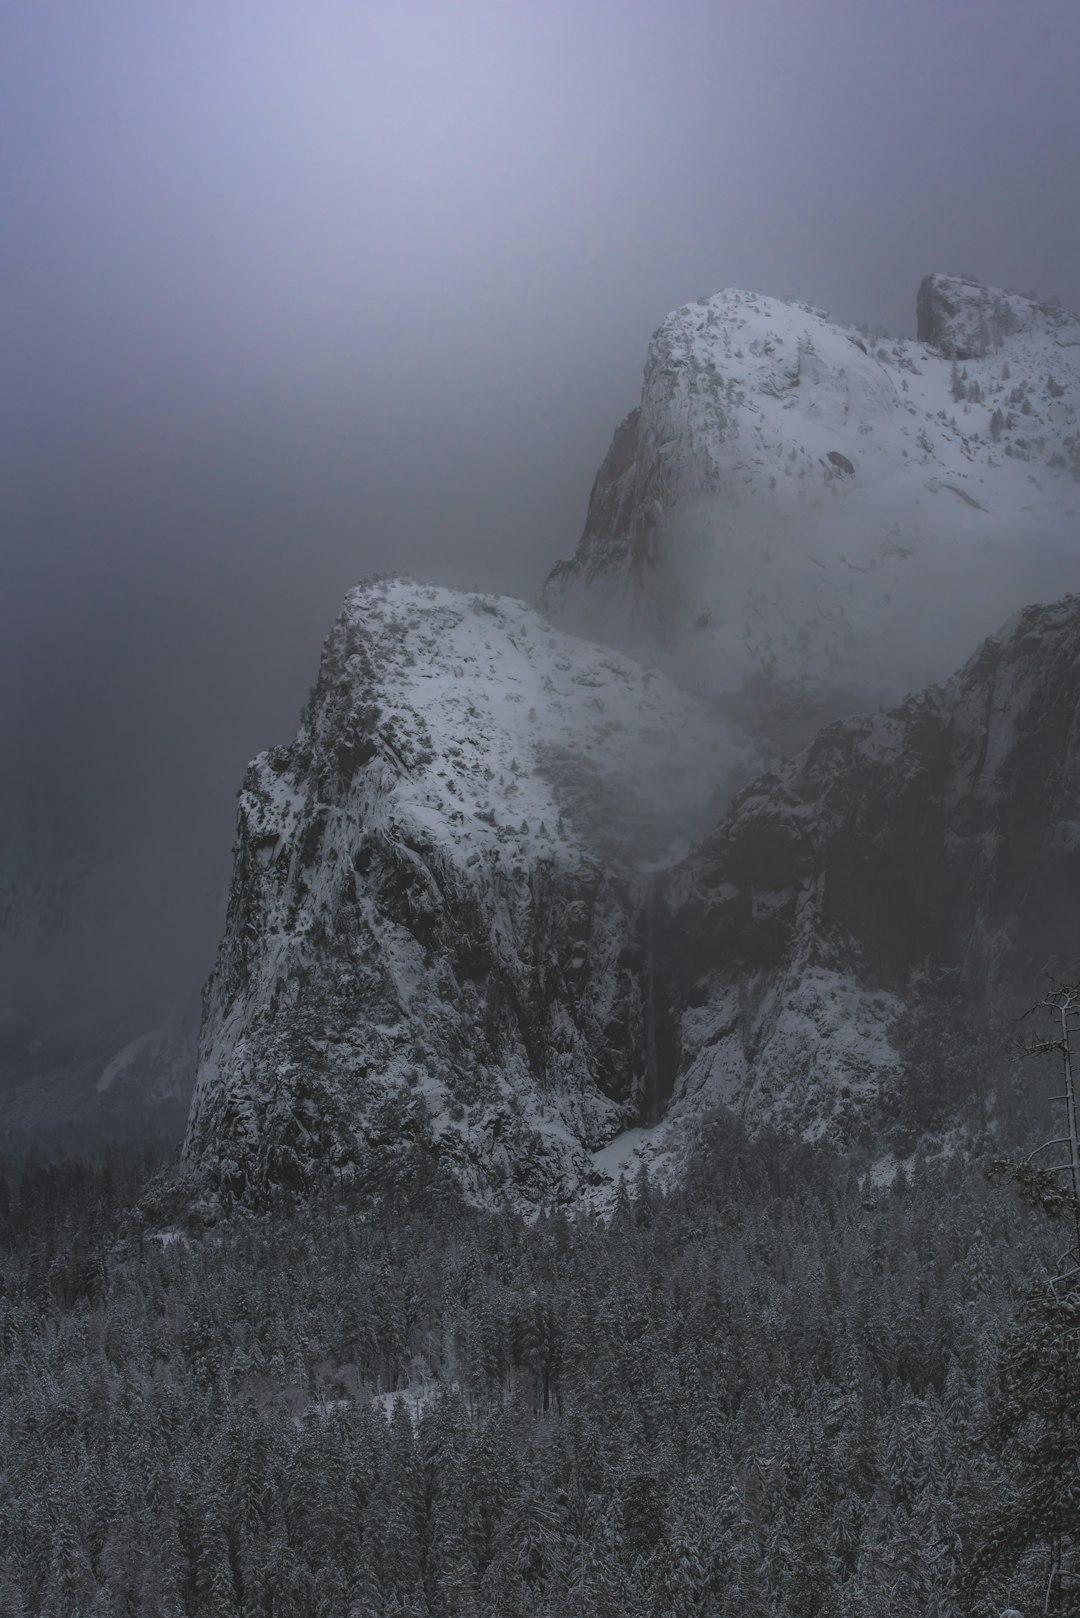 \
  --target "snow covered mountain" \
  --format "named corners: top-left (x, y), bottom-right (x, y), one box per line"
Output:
top-left (182, 275), bottom-right (1080, 1209)
top-left (183, 580), bottom-right (754, 1207)
top-left (546, 274), bottom-right (1080, 738)
top-left (184, 567), bottom-right (1080, 1207)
